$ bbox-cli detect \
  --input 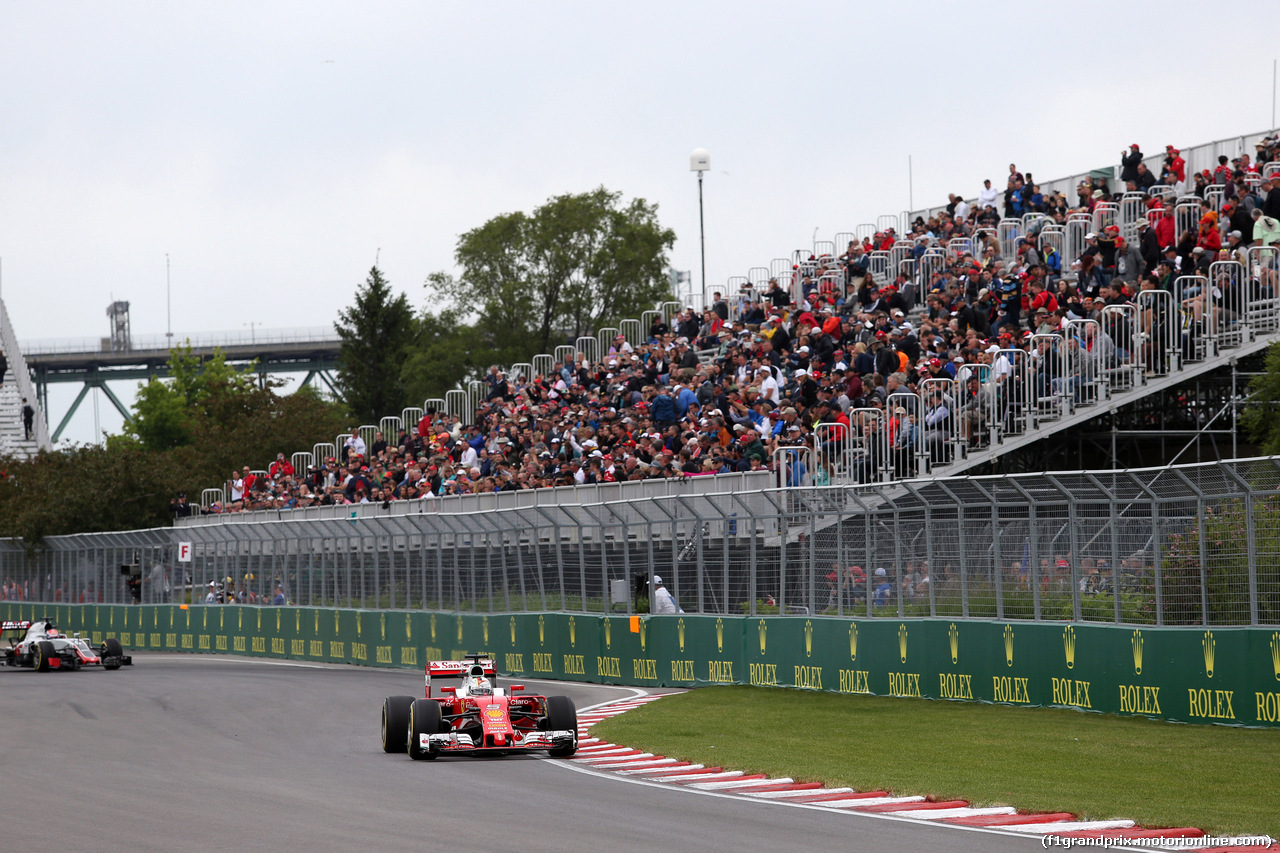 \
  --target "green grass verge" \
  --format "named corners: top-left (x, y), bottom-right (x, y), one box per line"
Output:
top-left (591, 686), bottom-right (1280, 837)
